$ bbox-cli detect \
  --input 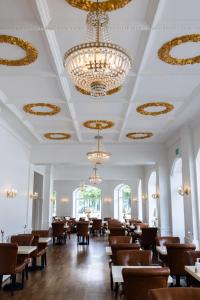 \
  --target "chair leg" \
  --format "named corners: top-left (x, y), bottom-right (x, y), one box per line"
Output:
top-left (176, 276), bottom-right (181, 287)
top-left (11, 274), bottom-right (16, 296)
top-left (44, 252), bottom-right (47, 266)
top-left (0, 274), bottom-right (2, 290)
top-left (25, 265), bottom-right (29, 280)
top-left (21, 270), bottom-right (24, 289)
